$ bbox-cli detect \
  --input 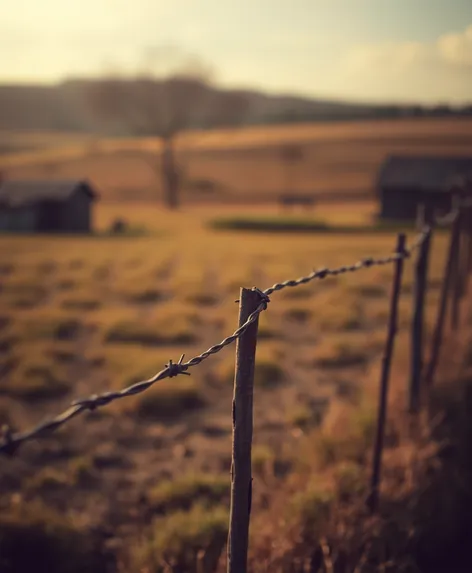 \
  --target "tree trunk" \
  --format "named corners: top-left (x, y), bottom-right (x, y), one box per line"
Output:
top-left (161, 137), bottom-right (179, 209)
